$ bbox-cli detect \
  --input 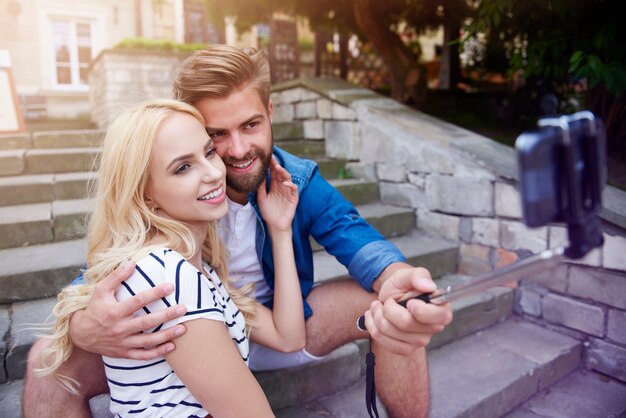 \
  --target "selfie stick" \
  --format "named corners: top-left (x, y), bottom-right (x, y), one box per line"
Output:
top-left (357, 111), bottom-right (605, 331)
